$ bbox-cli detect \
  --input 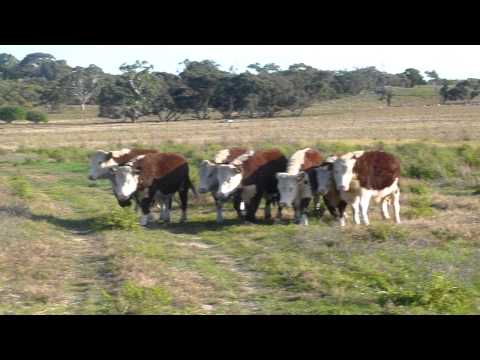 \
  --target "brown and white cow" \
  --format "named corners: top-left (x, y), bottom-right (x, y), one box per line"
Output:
top-left (216, 149), bottom-right (288, 223)
top-left (275, 148), bottom-right (324, 225)
top-left (198, 148), bottom-right (249, 223)
top-left (333, 150), bottom-right (401, 225)
top-left (88, 148), bottom-right (159, 181)
top-left (109, 152), bottom-right (197, 226)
